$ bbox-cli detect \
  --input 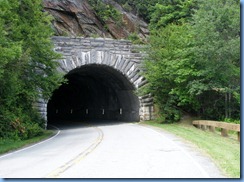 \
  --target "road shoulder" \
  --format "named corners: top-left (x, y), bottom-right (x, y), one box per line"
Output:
top-left (138, 122), bottom-right (227, 178)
